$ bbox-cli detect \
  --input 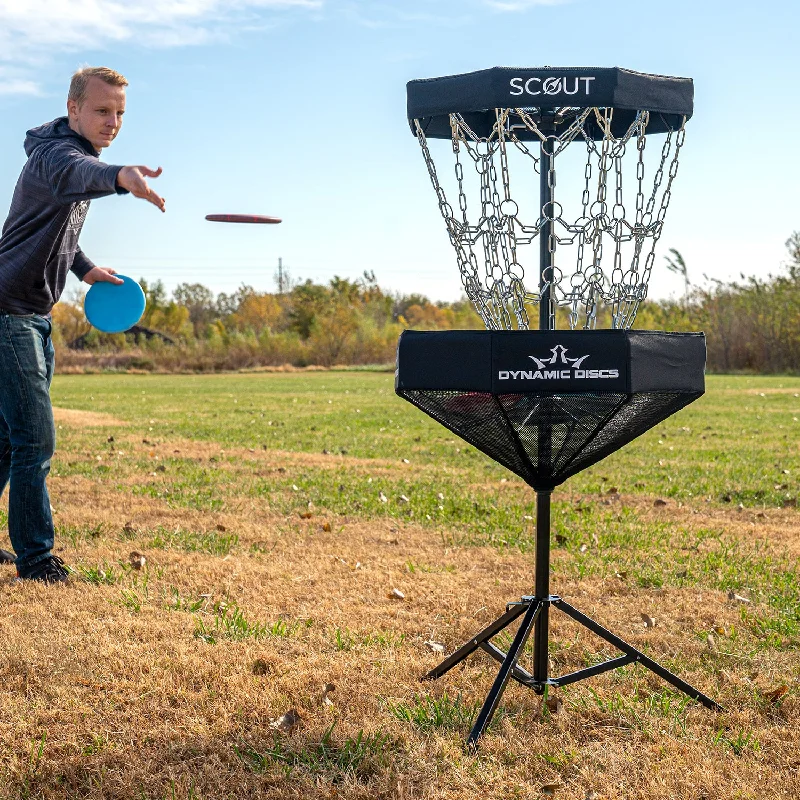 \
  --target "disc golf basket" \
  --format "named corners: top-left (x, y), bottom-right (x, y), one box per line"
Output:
top-left (395, 67), bottom-right (722, 746)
